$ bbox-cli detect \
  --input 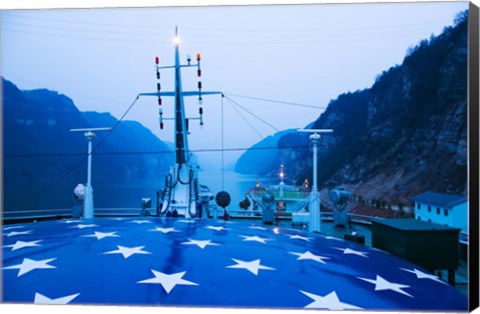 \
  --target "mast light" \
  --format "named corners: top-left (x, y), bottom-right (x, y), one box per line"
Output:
top-left (174, 35), bottom-right (181, 46)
